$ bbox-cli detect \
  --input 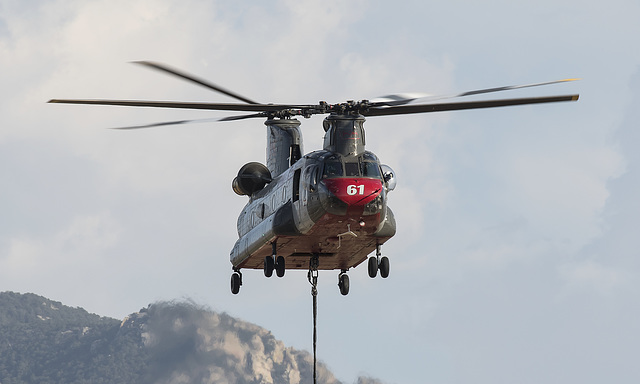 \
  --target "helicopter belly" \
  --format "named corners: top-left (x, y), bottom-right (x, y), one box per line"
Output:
top-left (231, 204), bottom-right (396, 271)
top-left (277, 211), bottom-right (394, 270)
